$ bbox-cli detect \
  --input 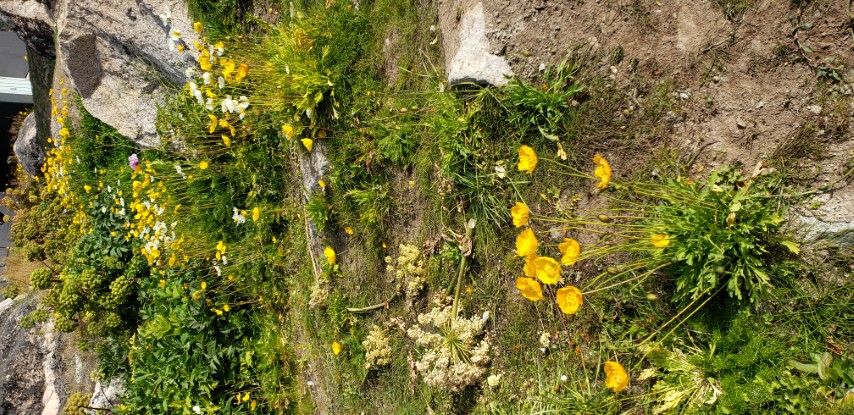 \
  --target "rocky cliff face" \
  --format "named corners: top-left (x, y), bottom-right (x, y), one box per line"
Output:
top-left (0, 295), bottom-right (45, 415)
